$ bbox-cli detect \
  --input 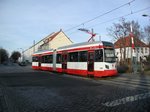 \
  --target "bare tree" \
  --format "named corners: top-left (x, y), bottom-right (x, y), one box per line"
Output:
top-left (10, 51), bottom-right (21, 63)
top-left (107, 18), bottom-right (129, 64)
top-left (0, 48), bottom-right (9, 64)
top-left (107, 18), bottom-right (144, 64)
